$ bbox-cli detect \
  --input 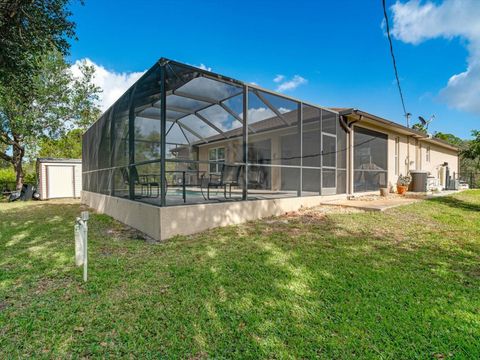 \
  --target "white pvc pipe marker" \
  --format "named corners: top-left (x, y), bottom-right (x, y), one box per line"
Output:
top-left (75, 211), bottom-right (89, 282)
